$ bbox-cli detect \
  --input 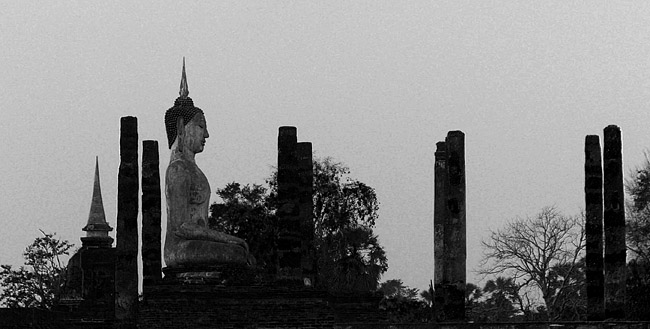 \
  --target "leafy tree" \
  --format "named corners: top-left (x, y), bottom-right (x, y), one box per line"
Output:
top-left (626, 259), bottom-right (650, 320)
top-left (0, 231), bottom-right (74, 309)
top-left (297, 157), bottom-right (387, 292)
top-left (378, 279), bottom-right (419, 300)
top-left (419, 280), bottom-right (434, 306)
top-left (466, 277), bottom-right (520, 322)
top-left (378, 279), bottom-right (432, 322)
top-left (209, 182), bottom-right (278, 272)
top-left (545, 260), bottom-right (586, 320)
top-left (626, 154), bottom-right (650, 264)
top-left (479, 207), bottom-right (585, 321)
top-left (624, 154), bottom-right (650, 318)
top-left (465, 282), bottom-right (484, 321)
top-left (209, 157), bottom-right (388, 293)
